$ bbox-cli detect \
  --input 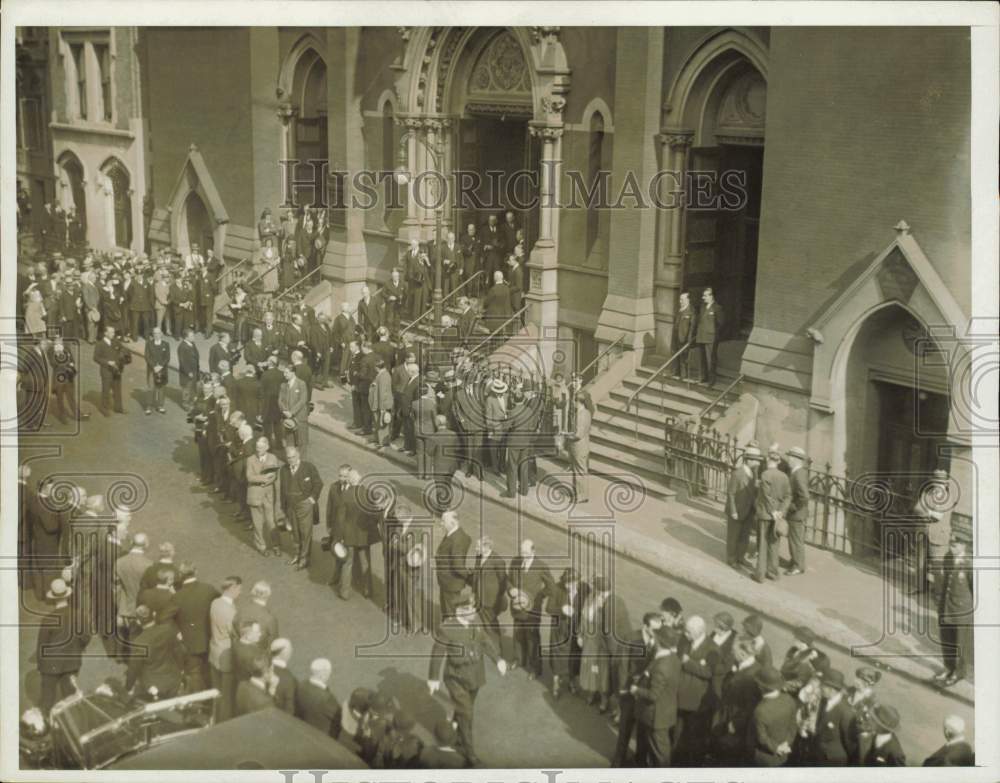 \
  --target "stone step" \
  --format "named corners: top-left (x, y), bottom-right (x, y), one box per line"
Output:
top-left (591, 409), bottom-right (670, 445)
top-left (607, 386), bottom-right (720, 420)
top-left (597, 395), bottom-right (721, 427)
top-left (591, 428), bottom-right (665, 460)
top-left (627, 369), bottom-right (742, 405)
top-left (588, 443), bottom-right (676, 501)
